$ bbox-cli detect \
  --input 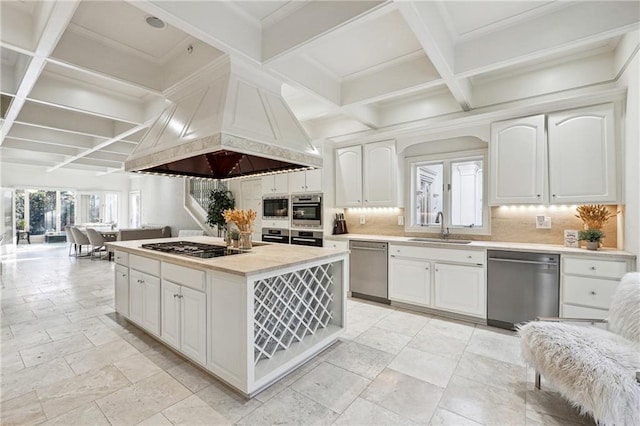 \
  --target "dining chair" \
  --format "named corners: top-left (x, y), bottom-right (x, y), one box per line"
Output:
top-left (86, 228), bottom-right (108, 260)
top-left (64, 225), bottom-right (76, 256)
top-left (70, 226), bottom-right (91, 256)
